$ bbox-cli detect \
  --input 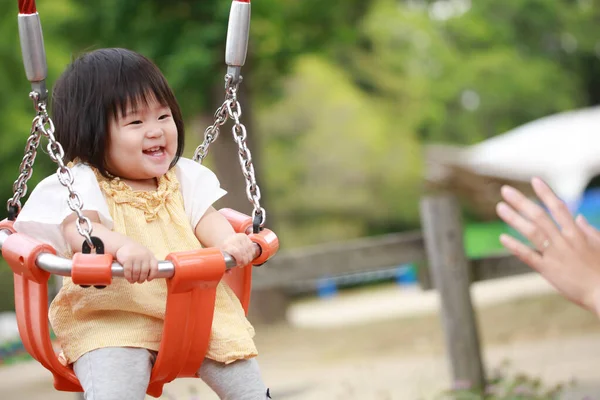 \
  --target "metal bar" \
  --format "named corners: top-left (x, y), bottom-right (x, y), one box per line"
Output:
top-left (0, 229), bottom-right (245, 278)
top-left (18, 12), bottom-right (47, 99)
top-left (225, 0), bottom-right (250, 67)
top-left (225, 0), bottom-right (251, 83)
